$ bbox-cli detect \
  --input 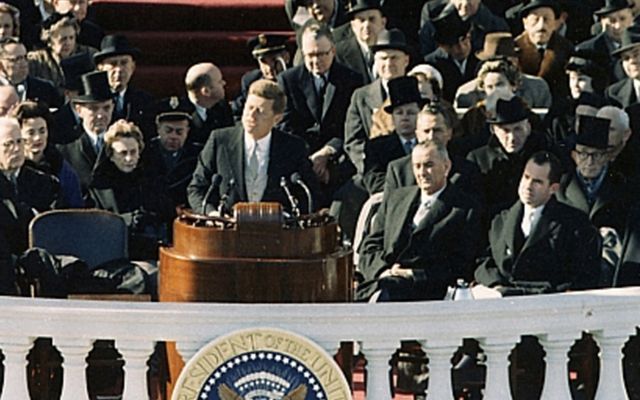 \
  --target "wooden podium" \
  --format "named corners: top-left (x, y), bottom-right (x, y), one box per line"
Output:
top-left (158, 203), bottom-right (353, 396)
